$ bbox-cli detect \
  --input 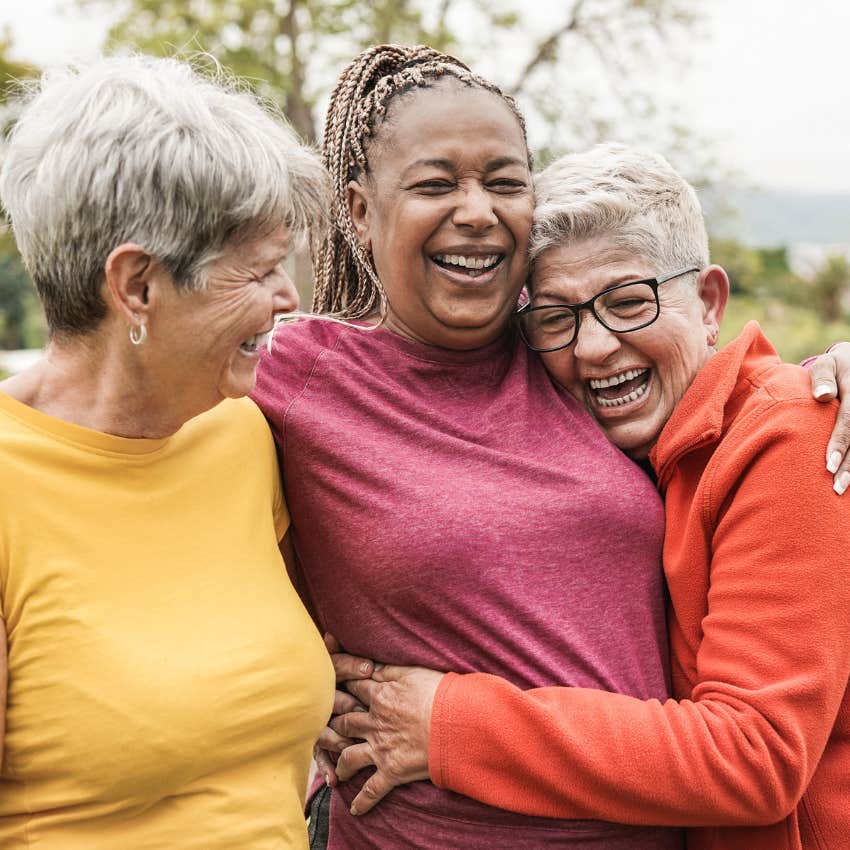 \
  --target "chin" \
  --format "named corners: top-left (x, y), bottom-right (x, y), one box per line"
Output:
top-left (220, 372), bottom-right (259, 400)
